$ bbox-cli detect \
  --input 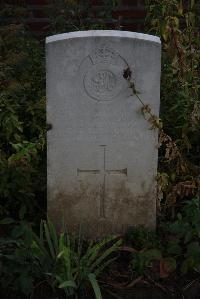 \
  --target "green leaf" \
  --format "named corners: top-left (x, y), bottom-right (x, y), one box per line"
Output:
top-left (184, 231), bottom-right (193, 244)
top-left (169, 221), bottom-right (186, 236)
top-left (57, 250), bottom-right (65, 259)
top-left (44, 221), bottom-right (55, 259)
top-left (47, 217), bottom-right (59, 256)
top-left (94, 257), bottom-right (116, 277)
top-left (90, 238), bottom-right (121, 272)
top-left (59, 280), bottom-right (77, 289)
top-left (164, 257), bottom-right (176, 271)
top-left (31, 230), bottom-right (51, 261)
top-left (88, 273), bottom-right (102, 299)
top-left (181, 257), bottom-right (194, 274)
top-left (58, 232), bottom-right (66, 252)
top-left (39, 220), bottom-right (44, 246)
top-left (19, 205), bottom-right (26, 220)
top-left (167, 240), bottom-right (182, 255)
top-left (187, 242), bottom-right (200, 259)
top-left (143, 249), bottom-right (162, 262)
top-left (18, 273), bottom-right (33, 295)
top-left (0, 218), bottom-right (14, 224)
